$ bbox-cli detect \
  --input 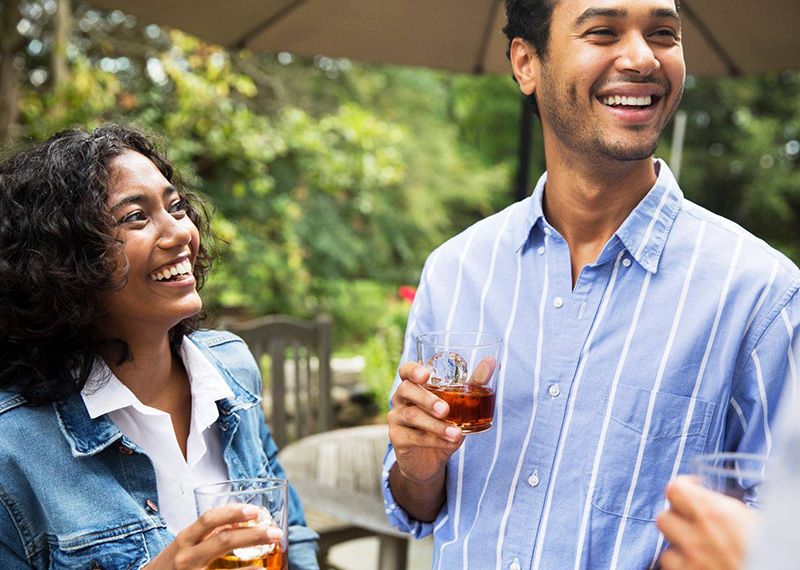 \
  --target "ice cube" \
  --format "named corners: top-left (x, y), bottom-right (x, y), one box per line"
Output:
top-left (231, 506), bottom-right (277, 559)
top-left (426, 351), bottom-right (468, 387)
